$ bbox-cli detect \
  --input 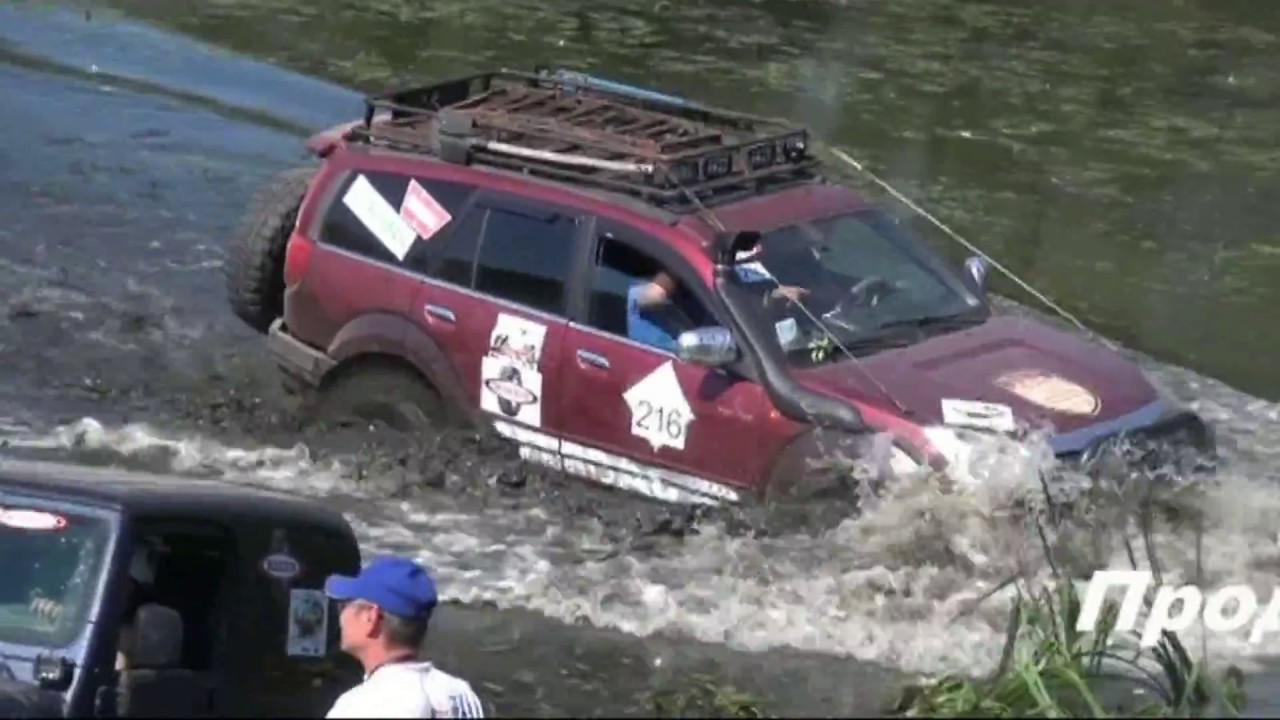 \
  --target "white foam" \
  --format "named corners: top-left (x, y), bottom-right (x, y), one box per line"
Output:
top-left (0, 361), bottom-right (1276, 678)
